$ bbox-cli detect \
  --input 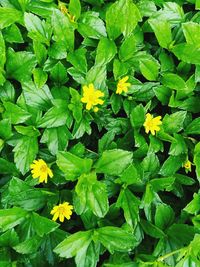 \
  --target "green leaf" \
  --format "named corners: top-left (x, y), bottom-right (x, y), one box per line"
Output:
top-left (0, 119), bottom-right (12, 140)
top-left (13, 136), bottom-right (38, 175)
top-left (50, 62), bottom-right (68, 85)
top-left (154, 85), bottom-right (172, 105)
top-left (22, 81), bottom-right (53, 111)
top-left (0, 7), bottom-right (23, 29)
top-left (186, 118), bottom-right (200, 135)
top-left (24, 12), bottom-right (51, 44)
top-left (38, 99), bottom-right (70, 128)
top-left (106, 0), bottom-right (141, 40)
top-left (68, 88), bottom-right (82, 123)
top-left (182, 22), bottom-right (200, 47)
top-left (119, 34), bottom-right (137, 62)
top-left (54, 230), bottom-right (93, 259)
top-left (95, 226), bottom-right (137, 253)
top-left (194, 142), bottom-right (200, 182)
top-left (69, 0), bottom-right (81, 20)
top-left (95, 38), bottom-right (117, 66)
top-left (2, 177), bottom-right (49, 211)
top-left (184, 193), bottom-right (200, 215)
top-left (6, 48), bottom-right (37, 82)
top-left (41, 126), bottom-right (71, 156)
top-left (0, 229), bottom-right (19, 247)
top-left (78, 11), bottom-right (107, 39)
top-left (116, 188), bottom-right (140, 228)
top-left (68, 48), bottom-right (87, 74)
top-left (130, 104), bottom-right (145, 129)
top-left (169, 134), bottom-right (187, 156)
top-left (162, 111), bottom-right (187, 134)
top-left (3, 102), bottom-right (31, 124)
top-left (56, 151), bottom-right (93, 181)
top-left (159, 155), bottom-right (185, 176)
top-left (33, 68), bottom-right (48, 88)
top-left (161, 73), bottom-right (191, 99)
top-left (119, 164), bottom-right (142, 186)
top-left (0, 31), bottom-right (6, 71)
top-left (0, 158), bottom-right (17, 175)
top-left (149, 18), bottom-right (172, 49)
top-left (2, 24), bottom-right (24, 43)
top-left (0, 81), bottom-right (15, 102)
top-left (13, 236), bottom-right (42, 254)
top-left (155, 204), bottom-right (175, 230)
top-left (0, 207), bottom-right (28, 231)
top-left (51, 9), bottom-right (74, 51)
top-left (172, 43), bottom-right (200, 64)
top-left (14, 125), bottom-right (40, 137)
top-left (140, 219), bottom-right (166, 239)
top-left (139, 58), bottom-right (160, 81)
top-left (75, 172), bottom-right (109, 217)
top-left (95, 149), bottom-right (133, 176)
top-left (31, 212), bottom-right (59, 237)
